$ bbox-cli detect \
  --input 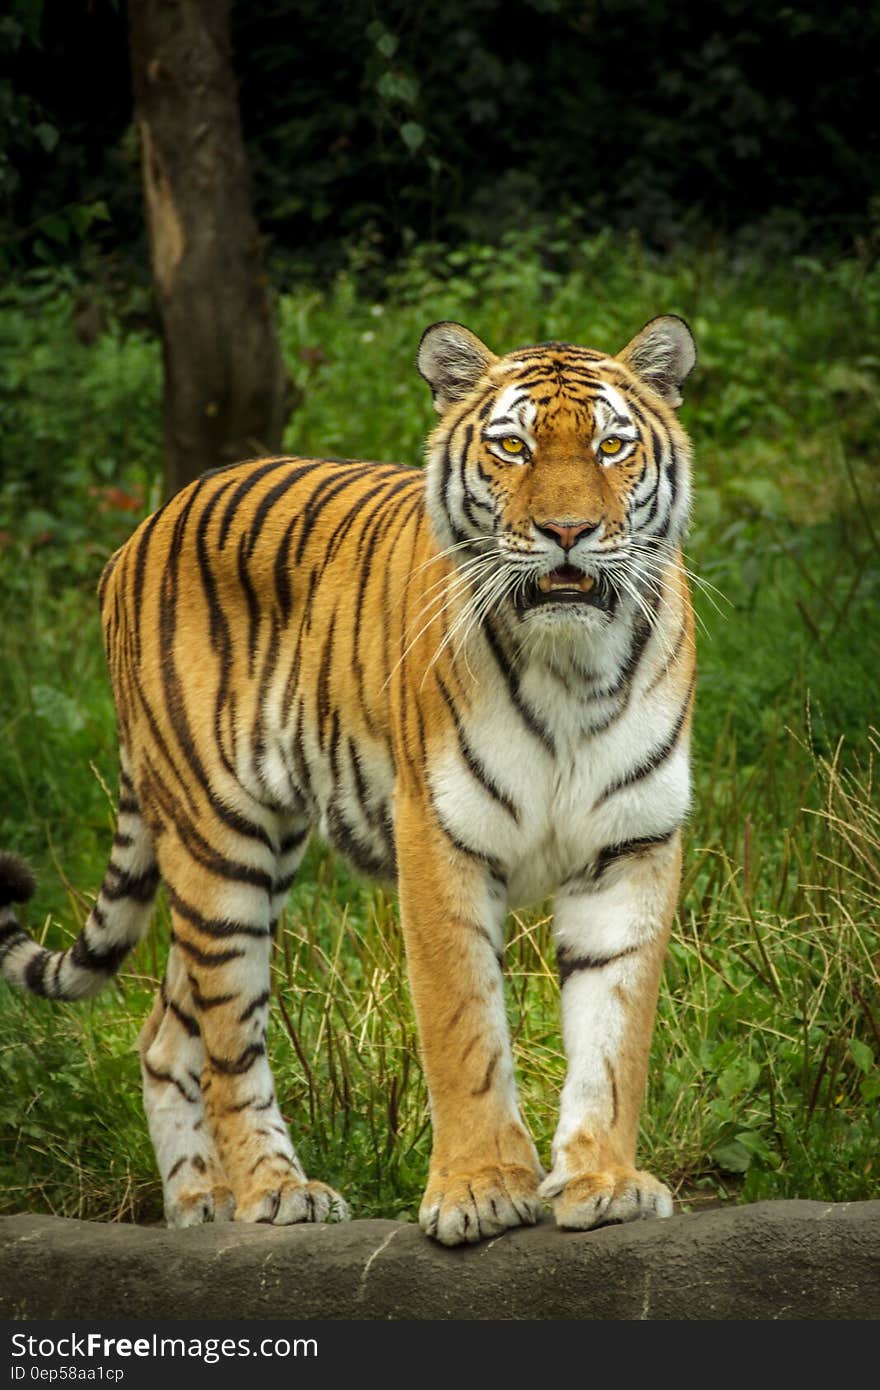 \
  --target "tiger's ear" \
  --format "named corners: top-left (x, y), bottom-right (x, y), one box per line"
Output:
top-left (417, 322), bottom-right (497, 414)
top-left (617, 315), bottom-right (696, 408)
